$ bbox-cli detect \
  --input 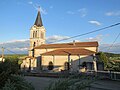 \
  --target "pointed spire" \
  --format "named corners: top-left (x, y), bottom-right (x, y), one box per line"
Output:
top-left (34, 6), bottom-right (43, 27)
